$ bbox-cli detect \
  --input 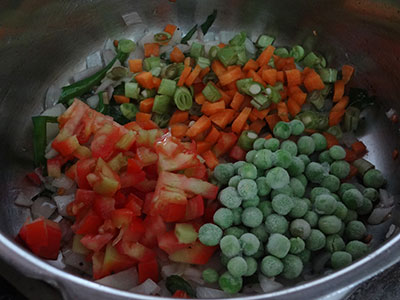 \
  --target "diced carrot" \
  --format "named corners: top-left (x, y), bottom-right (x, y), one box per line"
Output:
top-left (128, 59), bottom-right (143, 73)
top-left (323, 132), bottom-right (339, 148)
top-left (304, 129), bottom-right (317, 135)
top-left (333, 80), bottom-right (345, 102)
top-left (292, 92), bottom-right (307, 106)
top-left (190, 115), bottom-right (199, 121)
top-left (345, 148), bottom-right (358, 163)
top-left (164, 24), bottom-right (177, 36)
top-left (184, 57), bottom-right (192, 67)
top-left (202, 150), bottom-right (219, 170)
top-left (136, 72), bottom-right (154, 89)
top-left (186, 115), bottom-right (211, 137)
top-left (152, 77), bottom-right (161, 89)
top-left (277, 101), bottom-right (289, 122)
top-left (249, 119), bottom-right (266, 134)
top-left (332, 96), bottom-right (349, 112)
top-left (256, 45), bottom-right (275, 67)
top-left (342, 65), bottom-right (354, 84)
top-left (204, 126), bottom-right (221, 145)
top-left (329, 110), bottom-right (346, 127)
top-left (200, 66), bottom-right (210, 79)
top-left (218, 43), bottom-right (226, 48)
top-left (185, 65), bottom-right (202, 86)
top-left (169, 111), bottom-right (189, 125)
top-left (114, 95), bottom-right (130, 104)
top-left (230, 92), bottom-right (244, 111)
top-left (197, 141), bottom-right (212, 154)
top-left (219, 67), bottom-right (243, 86)
top-left (170, 47), bottom-right (185, 63)
top-left (243, 59), bottom-right (259, 72)
top-left (264, 133), bottom-right (273, 140)
top-left (171, 123), bottom-right (188, 138)
top-left (226, 82), bottom-right (238, 92)
top-left (285, 69), bottom-right (302, 87)
top-left (144, 43), bottom-right (160, 57)
top-left (249, 110), bottom-right (258, 122)
top-left (136, 112), bottom-right (152, 122)
top-left (262, 69), bottom-right (277, 86)
top-left (252, 108), bottom-right (270, 119)
top-left (211, 60), bottom-right (227, 77)
top-left (347, 164), bottom-right (358, 179)
top-left (232, 107), bottom-right (252, 134)
top-left (279, 87), bottom-right (288, 100)
top-left (225, 89), bottom-right (236, 99)
top-left (139, 98), bottom-right (154, 113)
top-left (201, 100), bottom-right (226, 116)
top-left (216, 87), bottom-right (233, 106)
top-left (302, 67), bottom-right (313, 77)
top-left (287, 98), bottom-right (301, 117)
top-left (239, 96), bottom-right (252, 111)
top-left (276, 71), bottom-right (285, 82)
top-left (287, 86), bottom-right (303, 97)
top-left (209, 109), bottom-right (235, 129)
top-left (248, 69), bottom-right (266, 87)
top-left (177, 66), bottom-right (192, 87)
top-left (303, 70), bottom-right (325, 92)
top-left (265, 114), bottom-right (281, 131)
top-left (351, 141), bottom-right (367, 157)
